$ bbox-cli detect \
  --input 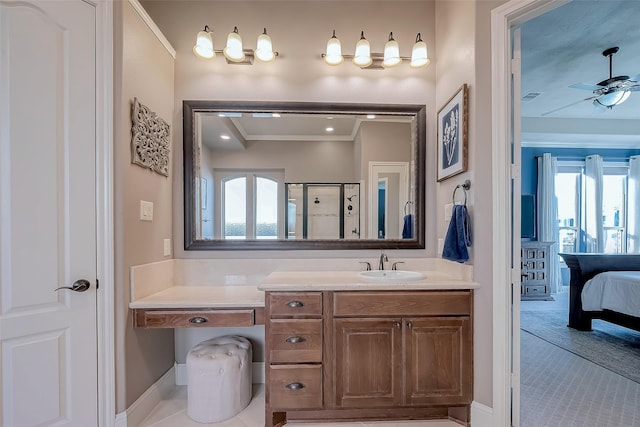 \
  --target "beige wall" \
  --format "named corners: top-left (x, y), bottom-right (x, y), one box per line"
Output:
top-left (140, 0), bottom-right (438, 260)
top-left (114, 1), bottom-right (176, 411)
top-left (134, 0), bottom-right (508, 410)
